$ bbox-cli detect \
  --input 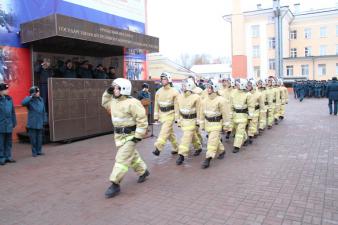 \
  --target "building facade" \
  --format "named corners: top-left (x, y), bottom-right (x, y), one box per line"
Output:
top-left (224, 0), bottom-right (338, 81)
